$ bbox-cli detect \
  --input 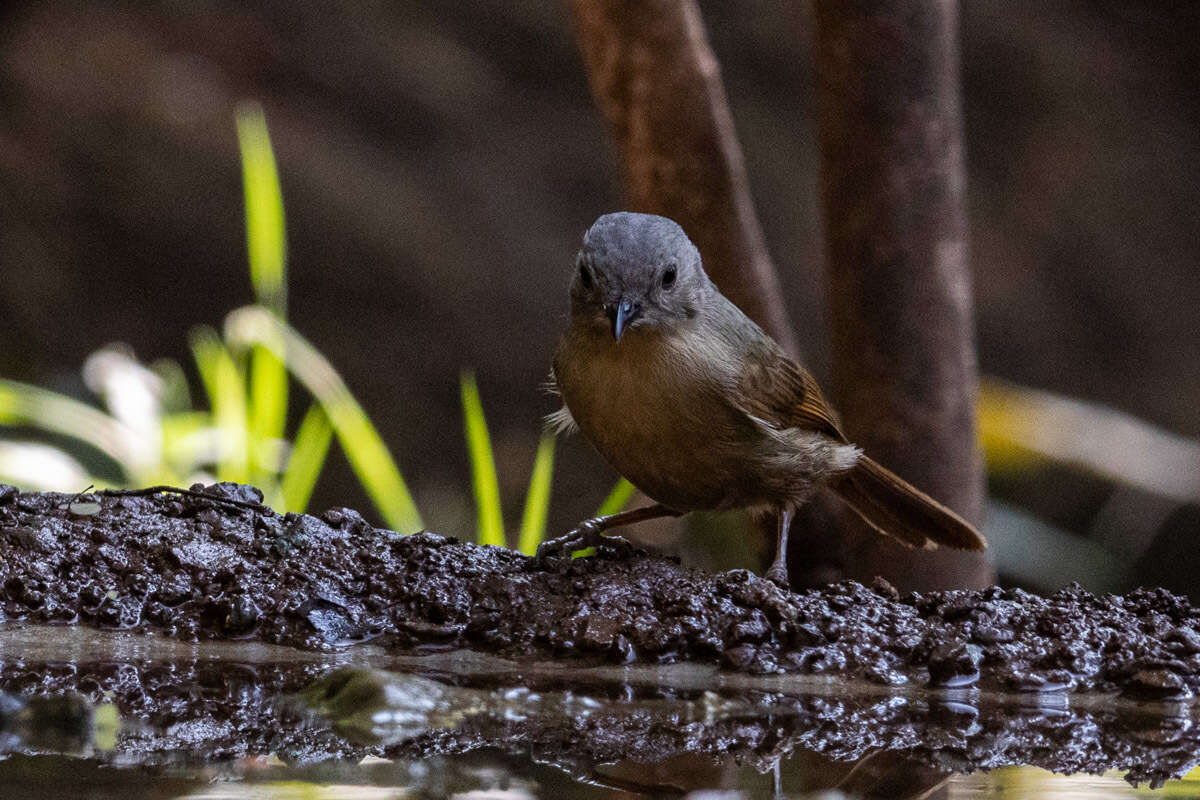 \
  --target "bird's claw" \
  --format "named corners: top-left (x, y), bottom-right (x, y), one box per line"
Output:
top-left (592, 533), bottom-right (634, 558)
top-left (534, 521), bottom-right (596, 561)
top-left (764, 562), bottom-right (791, 589)
top-left (534, 519), bottom-right (632, 563)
